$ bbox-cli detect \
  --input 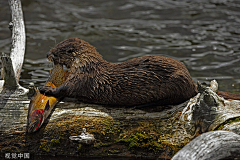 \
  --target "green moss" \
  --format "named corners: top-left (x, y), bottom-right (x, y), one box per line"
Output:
top-left (1, 146), bottom-right (19, 153)
top-left (87, 118), bottom-right (122, 144)
top-left (215, 117), bottom-right (240, 130)
top-left (108, 149), bottom-right (120, 154)
top-left (1, 147), bottom-right (12, 152)
top-left (229, 117), bottom-right (240, 123)
top-left (50, 138), bottom-right (60, 146)
top-left (77, 144), bottom-right (82, 150)
top-left (172, 145), bottom-right (182, 155)
top-left (118, 132), bottom-right (164, 153)
top-left (32, 113), bottom-right (184, 157)
top-left (39, 142), bottom-right (50, 152)
top-left (94, 142), bottom-right (112, 148)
